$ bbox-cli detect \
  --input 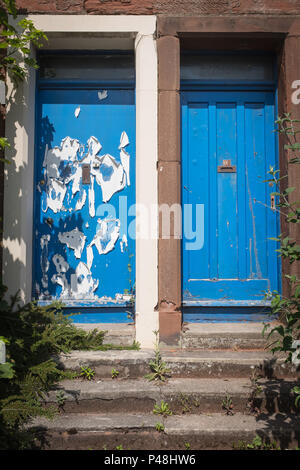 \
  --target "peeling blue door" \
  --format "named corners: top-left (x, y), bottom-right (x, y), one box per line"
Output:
top-left (182, 91), bottom-right (280, 315)
top-left (33, 87), bottom-right (135, 322)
